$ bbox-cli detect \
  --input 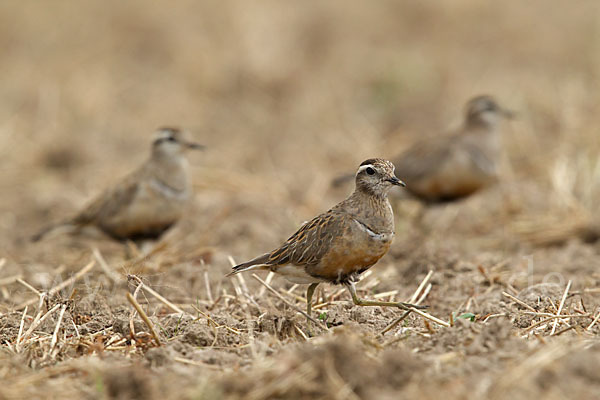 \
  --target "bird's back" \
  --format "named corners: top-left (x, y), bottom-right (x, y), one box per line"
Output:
top-left (72, 157), bottom-right (191, 240)
top-left (263, 192), bottom-right (395, 283)
top-left (394, 127), bottom-right (500, 202)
